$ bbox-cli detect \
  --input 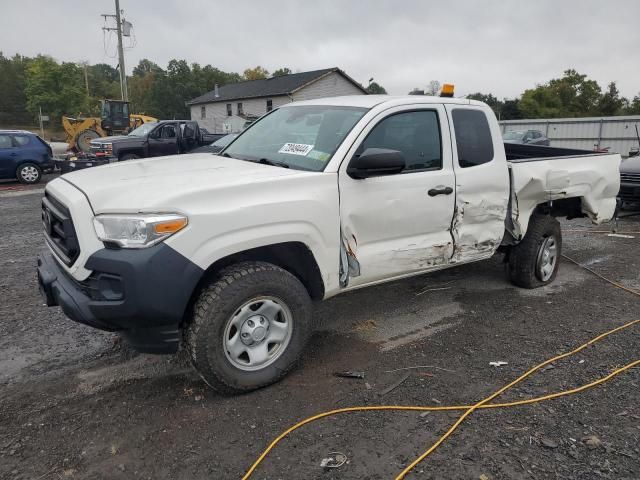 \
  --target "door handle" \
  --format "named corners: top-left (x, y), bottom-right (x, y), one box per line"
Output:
top-left (428, 186), bottom-right (453, 197)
